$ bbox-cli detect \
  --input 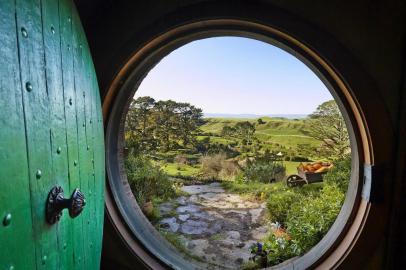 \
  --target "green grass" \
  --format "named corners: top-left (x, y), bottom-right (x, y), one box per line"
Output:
top-left (161, 162), bottom-right (201, 177)
top-left (221, 181), bottom-right (287, 201)
top-left (256, 133), bottom-right (319, 148)
top-left (201, 117), bottom-right (320, 150)
top-left (221, 179), bottom-right (324, 202)
top-left (209, 136), bottom-right (237, 145)
top-left (284, 161), bottom-right (301, 175)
